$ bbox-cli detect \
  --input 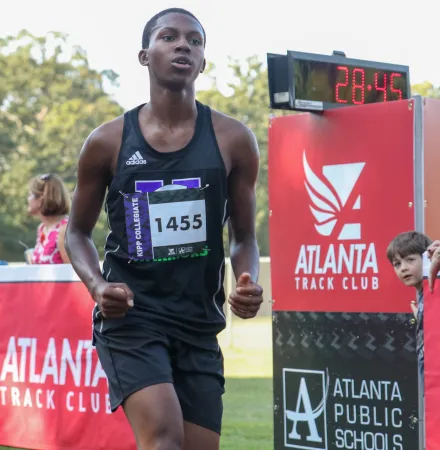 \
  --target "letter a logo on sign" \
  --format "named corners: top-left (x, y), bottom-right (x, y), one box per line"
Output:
top-left (303, 150), bottom-right (365, 241)
top-left (283, 368), bottom-right (329, 450)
